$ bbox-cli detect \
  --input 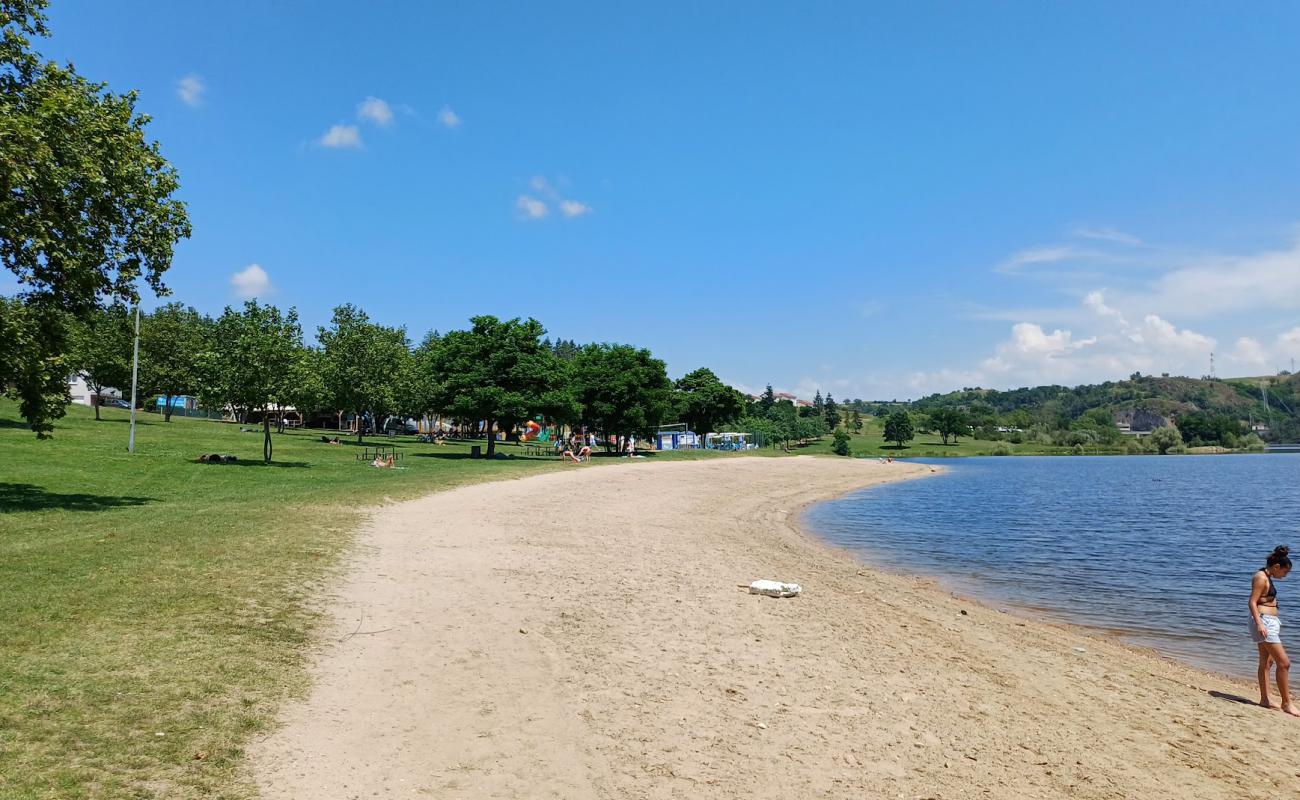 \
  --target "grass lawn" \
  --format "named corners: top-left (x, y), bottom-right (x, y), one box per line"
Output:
top-left (0, 401), bottom-right (731, 799)
top-left (787, 422), bottom-right (1079, 458)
